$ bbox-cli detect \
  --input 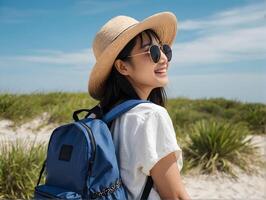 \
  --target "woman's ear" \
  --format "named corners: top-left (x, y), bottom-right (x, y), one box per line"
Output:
top-left (114, 59), bottom-right (130, 76)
